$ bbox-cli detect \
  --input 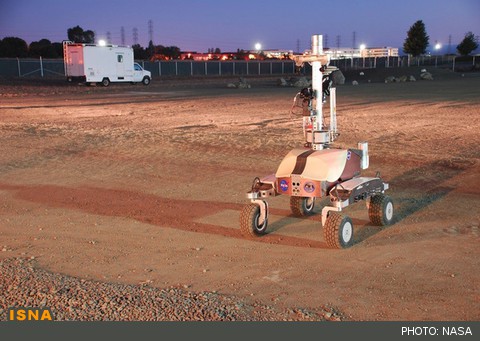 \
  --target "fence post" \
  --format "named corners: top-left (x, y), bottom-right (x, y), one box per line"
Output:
top-left (40, 57), bottom-right (44, 77)
top-left (158, 61), bottom-right (161, 76)
top-left (233, 62), bottom-right (236, 75)
top-left (281, 62), bottom-right (284, 74)
top-left (258, 62), bottom-right (260, 75)
top-left (17, 58), bottom-right (21, 77)
top-left (191, 61), bottom-right (193, 76)
top-left (219, 61), bottom-right (221, 76)
top-left (270, 61), bottom-right (272, 74)
top-left (452, 57), bottom-right (455, 72)
top-left (205, 62), bottom-right (207, 76)
top-left (246, 61), bottom-right (249, 75)
top-left (175, 61), bottom-right (178, 76)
